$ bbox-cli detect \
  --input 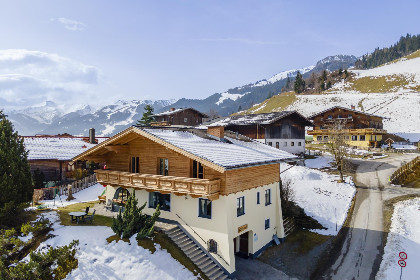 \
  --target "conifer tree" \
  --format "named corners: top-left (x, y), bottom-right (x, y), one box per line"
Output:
top-left (0, 111), bottom-right (33, 226)
top-left (293, 71), bottom-right (305, 93)
top-left (136, 105), bottom-right (154, 126)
